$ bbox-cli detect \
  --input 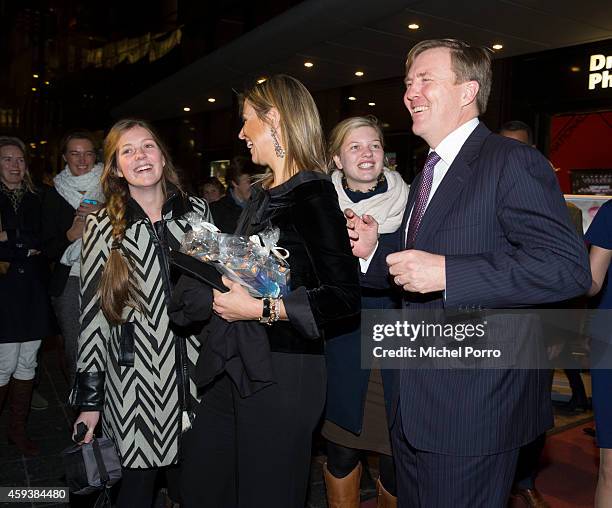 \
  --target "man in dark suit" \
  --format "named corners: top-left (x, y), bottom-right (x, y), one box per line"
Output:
top-left (347, 39), bottom-right (591, 507)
